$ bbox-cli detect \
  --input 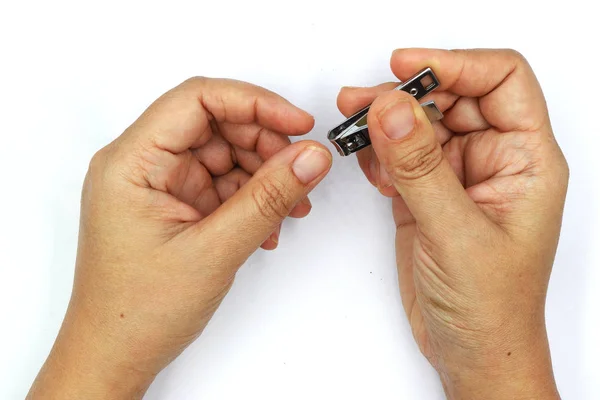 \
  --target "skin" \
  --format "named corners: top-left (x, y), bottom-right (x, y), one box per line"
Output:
top-left (28, 48), bottom-right (568, 399)
top-left (27, 77), bottom-right (333, 399)
top-left (337, 48), bottom-right (567, 399)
